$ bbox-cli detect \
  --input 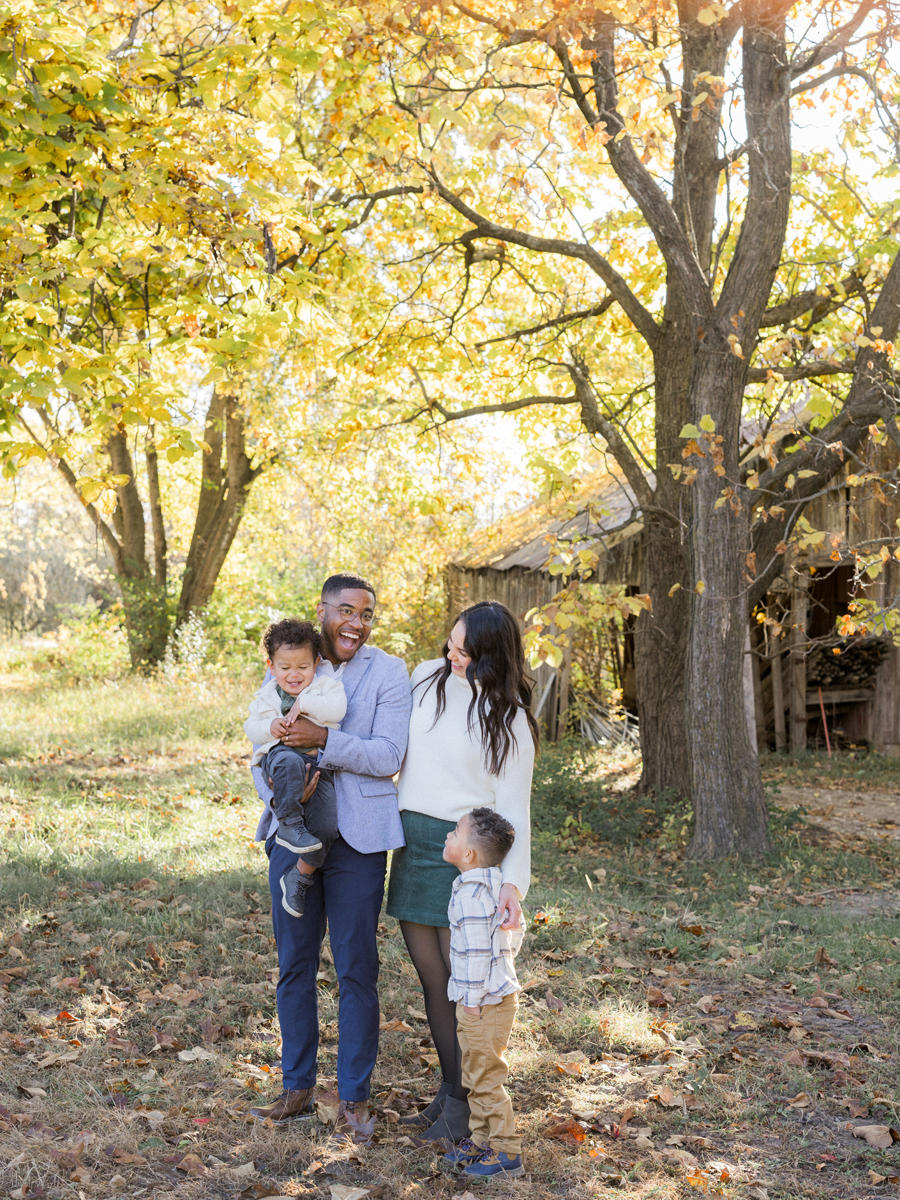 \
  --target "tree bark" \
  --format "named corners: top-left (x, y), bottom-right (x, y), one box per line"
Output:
top-left (685, 4), bottom-right (793, 858)
top-left (175, 388), bottom-right (262, 626)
